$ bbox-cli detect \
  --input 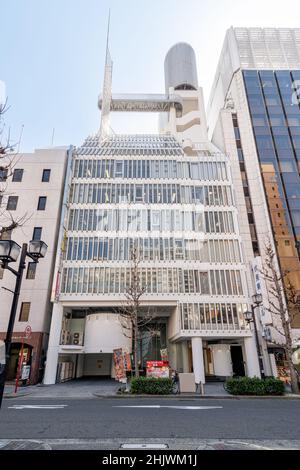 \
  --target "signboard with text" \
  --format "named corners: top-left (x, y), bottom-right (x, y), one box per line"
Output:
top-left (146, 361), bottom-right (169, 378)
